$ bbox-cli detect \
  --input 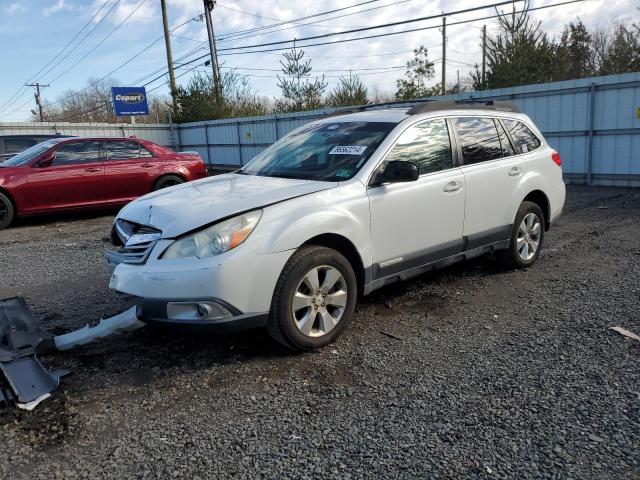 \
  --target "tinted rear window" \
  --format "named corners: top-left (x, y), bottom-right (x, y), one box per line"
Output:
top-left (106, 141), bottom-right (141, 160)
top-left (503, 119), bottom-right (541, 154)
top-left (454, 117), bottom-right (503, 164)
